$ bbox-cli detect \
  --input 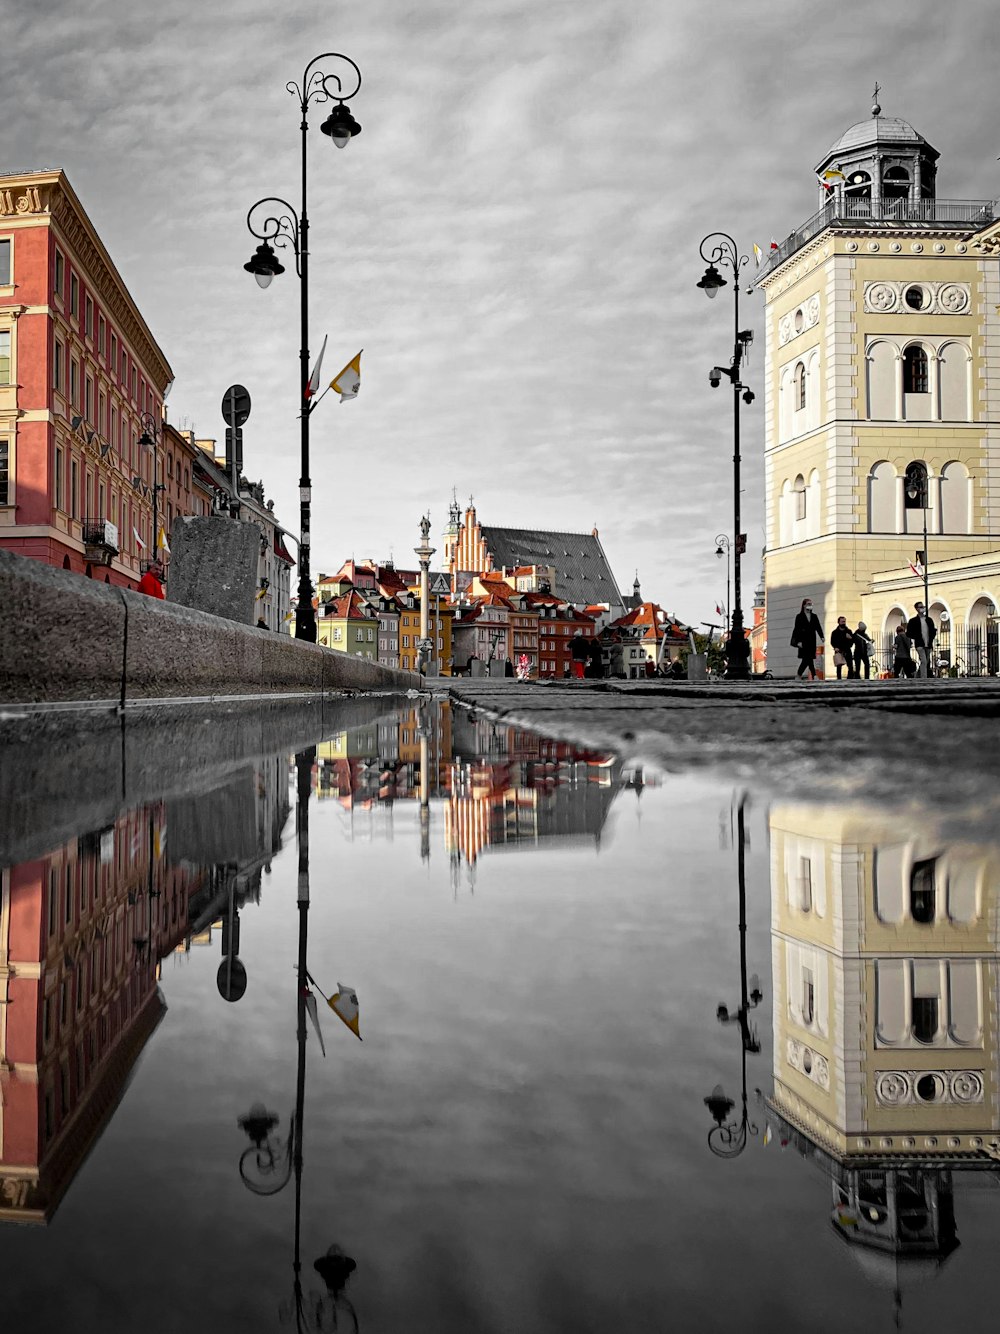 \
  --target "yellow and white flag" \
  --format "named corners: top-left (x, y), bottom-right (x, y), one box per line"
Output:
top-left (753, 243), bottom-right (764, 269)
top-left (328, 982), bottom-right (362, 1040)
top-left (157, 527), bottom-right (170, 555)
top-left (330, 351), bottom-right (362, 402)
